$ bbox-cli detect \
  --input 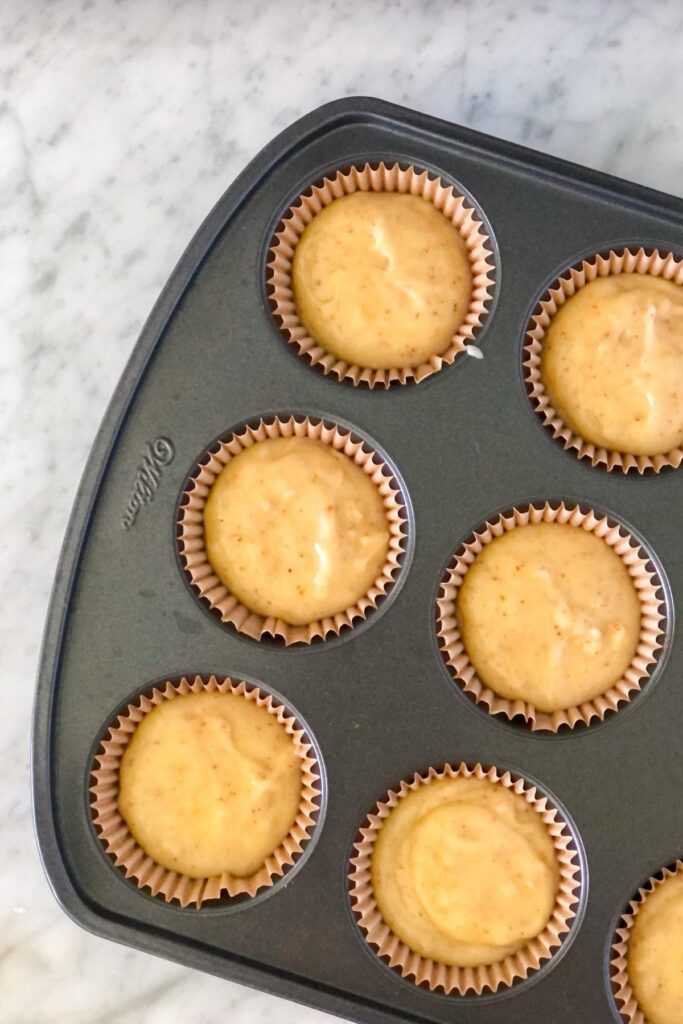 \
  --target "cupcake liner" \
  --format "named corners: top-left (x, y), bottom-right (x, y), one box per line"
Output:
top-left (267, 162), bottom-right (495, 388)
top-left (610, 859), bottom-right (683, 1023)
top-left (90, 674), bottom-right (321, 907)
top-left (178, 415), bottom-right (408, 645)
top-left (524, 247), bottom-right (683, 473)
top-left (348, 762), bottom-right (581, 995)
top-left (436, 502), bottom-right (665, 732)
